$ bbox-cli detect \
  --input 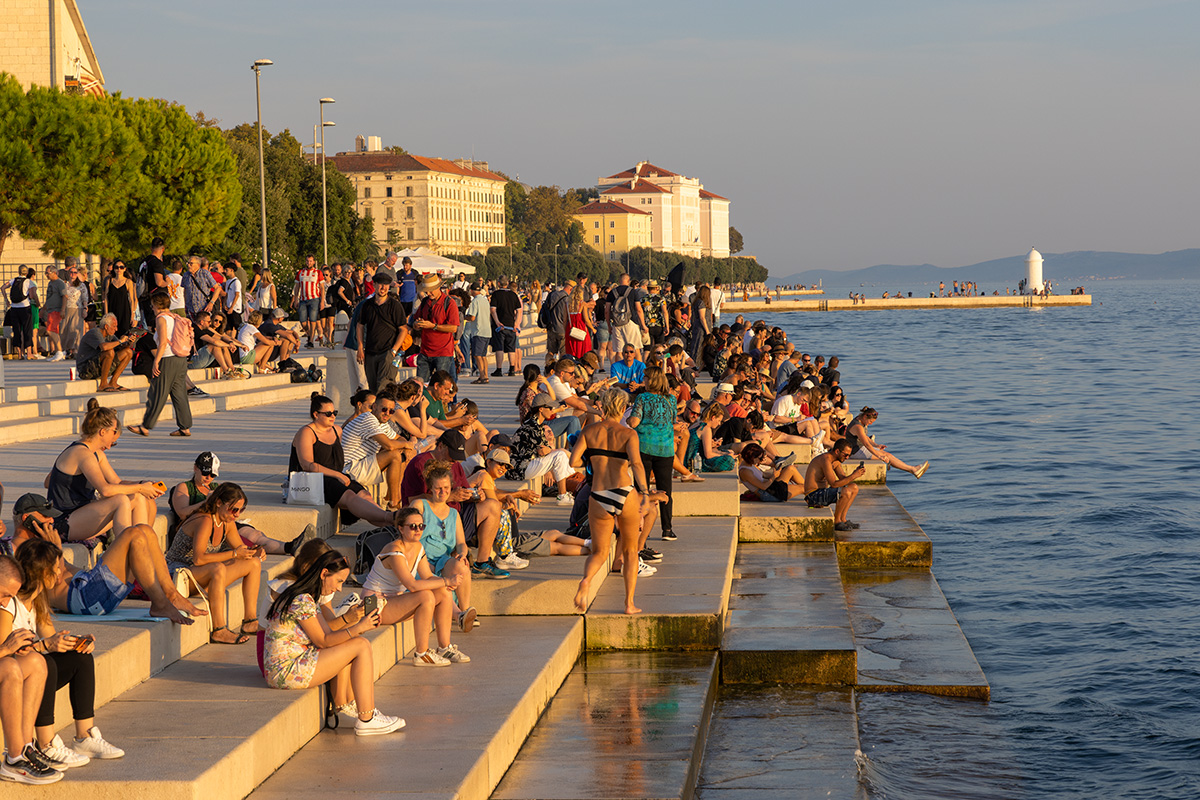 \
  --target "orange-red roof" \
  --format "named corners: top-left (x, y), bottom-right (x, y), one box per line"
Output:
top-left (699, 188), bottom-right (729, 201)
top-left (601, 179), bottom-right (671, 195)
top-left (573, 200), bottom-right (651, 216)
top-left (328, 152), bottom-right (506, 182)
top-left (604, 162), bottom-right (679, 180)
